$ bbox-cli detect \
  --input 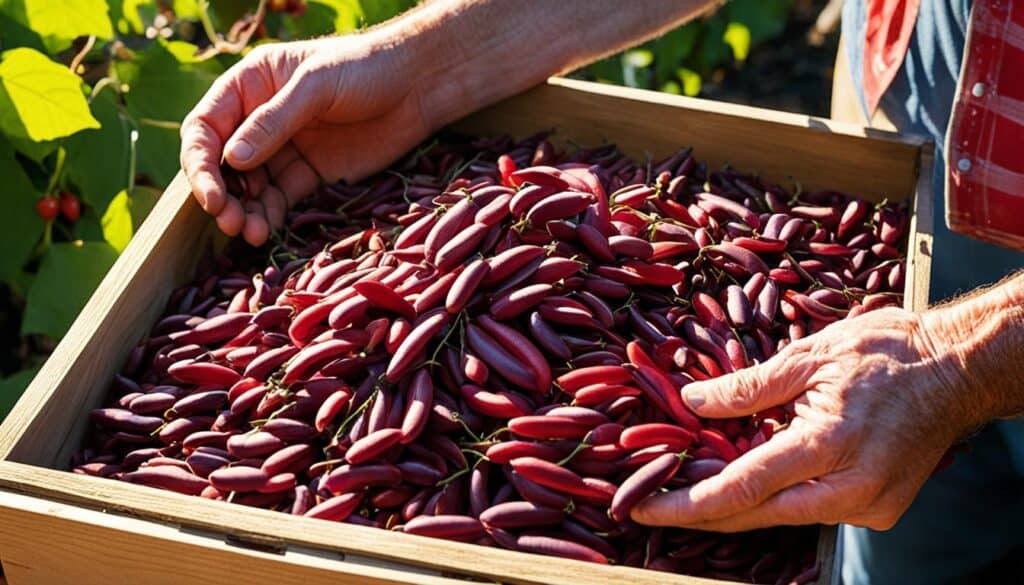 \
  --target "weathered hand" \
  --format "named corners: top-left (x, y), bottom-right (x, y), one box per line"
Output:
top-left (632, 307), bottom-right (976, 532)
top-left (180, 34), bottom-right (429, 245)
